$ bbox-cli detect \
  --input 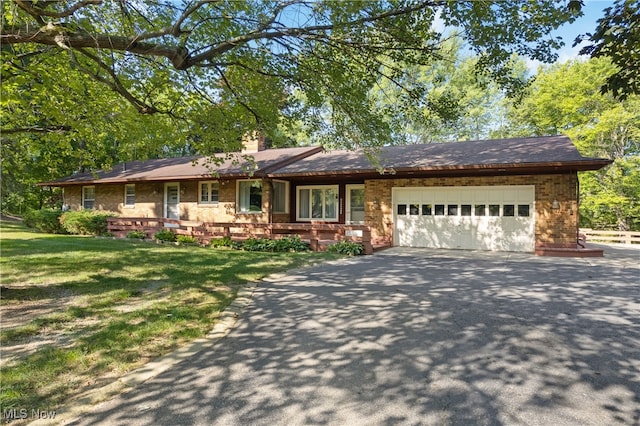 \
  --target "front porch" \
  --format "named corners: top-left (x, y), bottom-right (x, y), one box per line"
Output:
top-left (107, 218), bottom-right (380, 254)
